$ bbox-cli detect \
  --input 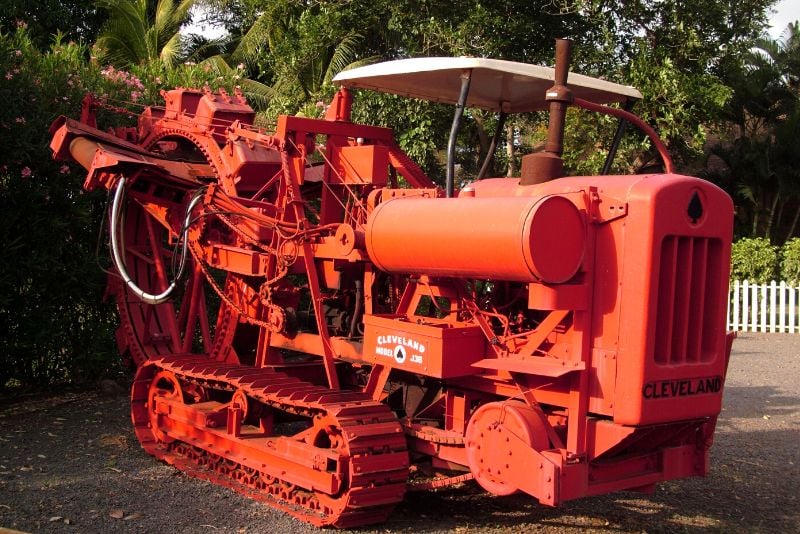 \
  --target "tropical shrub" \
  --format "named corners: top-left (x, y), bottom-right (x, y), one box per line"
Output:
top-left (0, 26), bottom-right (238, 387)
top-left (730, 237), bottom-right (778, 283)
top-left (780, 238), bottom-right (800, 284)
